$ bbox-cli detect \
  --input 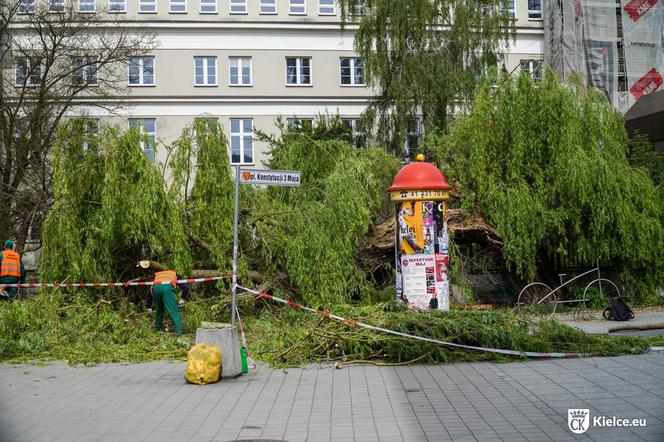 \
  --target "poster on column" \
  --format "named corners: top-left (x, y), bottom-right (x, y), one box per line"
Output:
top-left (620, 0), bottom-right (664, 106)
top-left (397, 200), bottom-right (449, 311)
